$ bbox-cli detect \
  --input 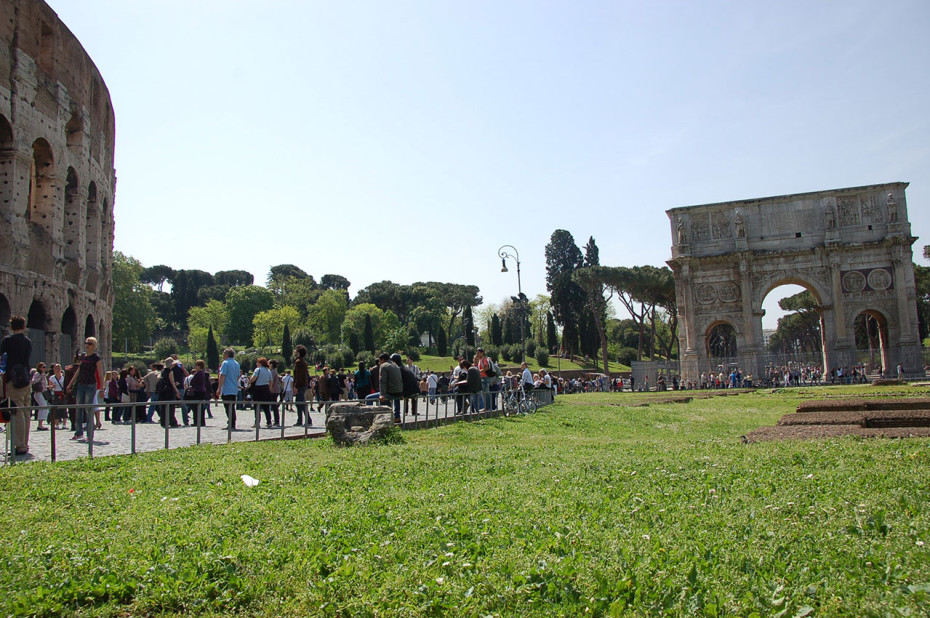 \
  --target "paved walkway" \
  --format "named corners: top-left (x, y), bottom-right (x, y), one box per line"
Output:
top-left (2, 396), bottom-right (508, 464)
